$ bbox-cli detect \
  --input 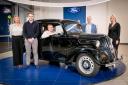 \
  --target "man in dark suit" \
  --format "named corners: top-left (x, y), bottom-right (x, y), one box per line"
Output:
top-left (23, 12), bottom-right (39, 67)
